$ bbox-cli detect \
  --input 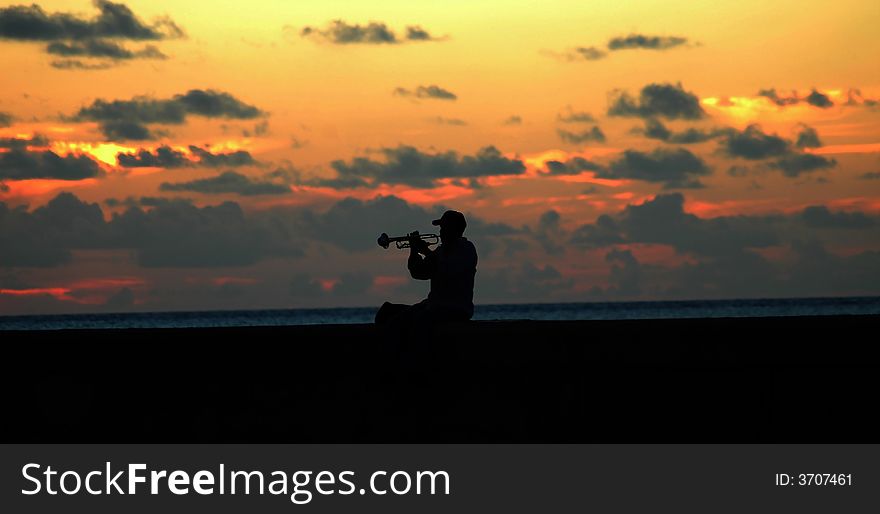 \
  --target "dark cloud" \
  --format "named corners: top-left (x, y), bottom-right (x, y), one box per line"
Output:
top-left (801, 206), bottom-right (875, 229)
top-left (108, 198), bottom-right (302, 267)
top-left (635, 118), bottom-right (725, 144)
top-left (570, 214), bottom-right (625, 248)
top-left (116, 145), bottom-right (190, 168)
top-left (557, 109), bottom-right (595, 123)
top-left (0, 182), bottom-right (8, 193)
top-left (393, 85), bottom-right (457, 100)
top-left (71, 89), bottom-right (265, 141)
top-left (300, 194), bottom-right (516, 253)
top-left (604, 249), bottom-right (642, 296)
top-left (608, 83), bottom-right (706, 120)
top-left (758, 87), bottom-right (835, 108)
top-left (547, 46), bottom-right (608, 61)
top-left (308, 145), bottom-right (525, 189)
top-left (477, 262), bottom-right (575, 302)
top-left (769, 153), bottom-right (836, 177)
top-left (0, 2), bottom-right (183, 69)
top-left (187, 146), bottom-right (257, 167)
top-left (544, 156), bottom-right (604, 175)
top-left (0, 147), bottom-right (103, 180)
top-left (46, 38), bottom-right (165, 59)
top-left (571, 193), bottom-right (779, 256)
top-left (117, 144), bottom-right (260, 170)
top-left (844, 88), bottom-right (879, 108)
top-left (719, 124), bottom-right (835, 177)
top-left (502, 115), bottom-right (522, 125)
top-left (719, 124), bottom-right (789, 159)
top-left (0, 134), bottom-right (50, 149)
top-left (598, 147), bottom-right (710, 189)
top-left (757, 88), bottom-right (800, 106)
top-left (606, 34), bottom-right (688, 51)
top-left (160, 171), bottom-right (290, 196)
top-left (300, 20), bottom-right (440, 44)
top-left (0, 111), bottom-right (13, 127)
top-left (859, 172), bottom-right (880, 180)
top-left (0, 1), bottom-right (183, 41)
top-left (805, 89), bottom-right (833, 108)
top-left (533, 210), bottom-right (565, 255)
top-left (0, 192), bottom-right (107, 267)
top-left (50, 58), bottom-right (114, 70)
top-left (795, 124), bottom-right (821, 148)
top-left (557, 126), bottom-right (606, 144)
